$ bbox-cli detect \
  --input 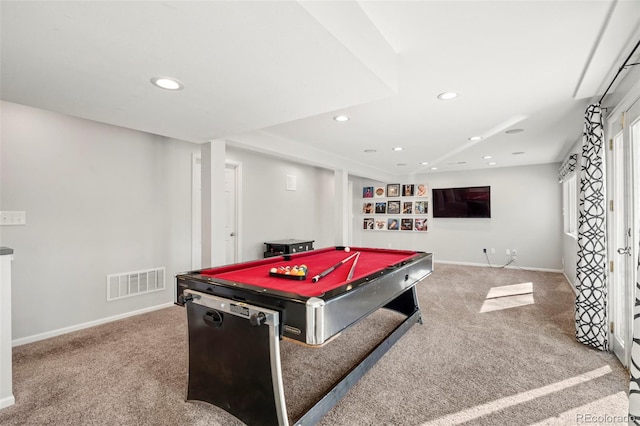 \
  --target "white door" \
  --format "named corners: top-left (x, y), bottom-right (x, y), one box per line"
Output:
top-left (224, 165), bottom-right (238, 264)
top-left (192, 157), bottom-right (241, 268)
top-left (608, 97), bottom-right (640, 366)
top-left (192, 154), bottom-right (202, 270)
